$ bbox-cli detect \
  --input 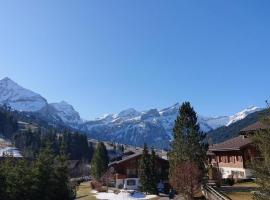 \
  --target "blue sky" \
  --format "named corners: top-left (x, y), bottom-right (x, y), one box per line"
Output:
top-left (1, 0), bottom-right (270, 119)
